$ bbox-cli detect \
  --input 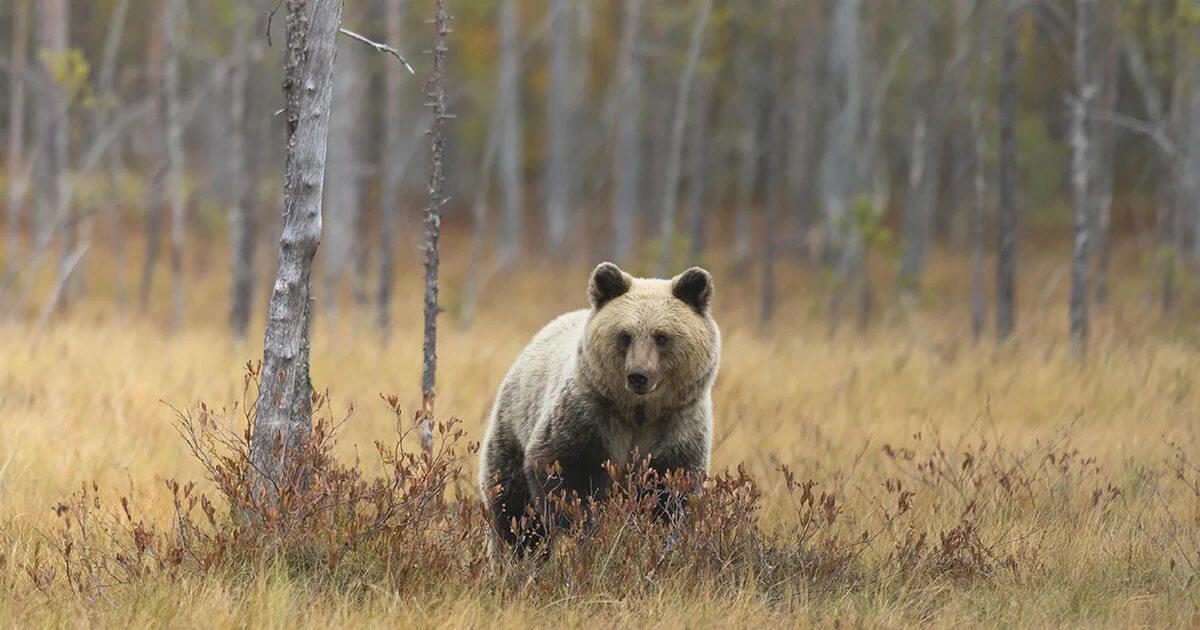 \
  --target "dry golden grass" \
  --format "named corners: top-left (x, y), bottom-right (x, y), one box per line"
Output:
top-left (2, 238), bottom-right (1200, 628)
